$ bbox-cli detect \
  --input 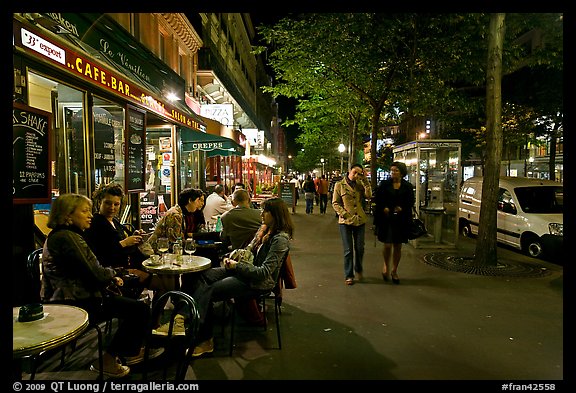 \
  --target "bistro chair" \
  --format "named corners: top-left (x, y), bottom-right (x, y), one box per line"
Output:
top-left (143, 290), bottom-right (201, 381)
top-left (226, 253), bottom-right (289, 356)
